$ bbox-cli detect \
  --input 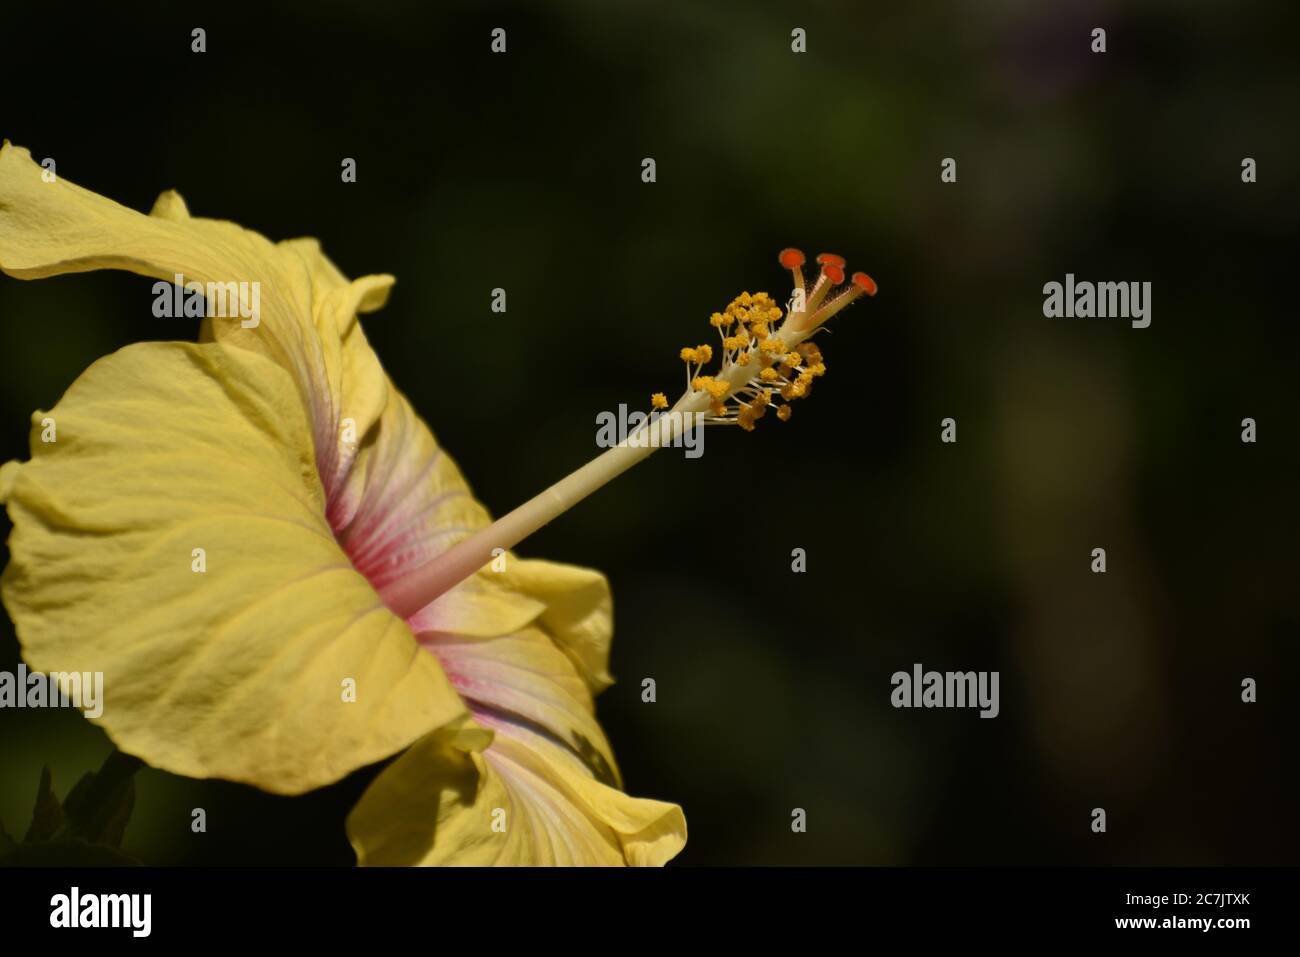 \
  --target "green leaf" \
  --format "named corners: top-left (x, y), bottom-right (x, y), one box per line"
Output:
top-left (22, 766), bottom-right (63, 843)
top-left (59, 751), bottom-right (142, 848)
top-left (10, 751), bottom-right (146, 864)
top-left (0, 839), bottom-right (140, 867)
